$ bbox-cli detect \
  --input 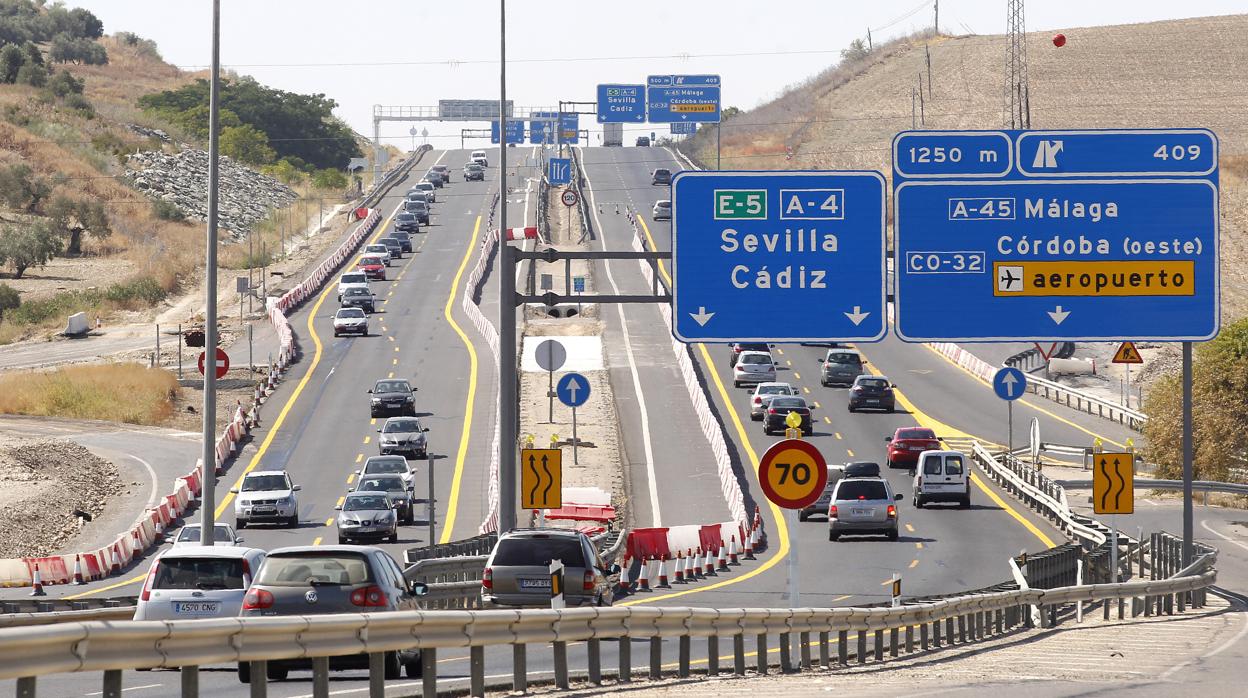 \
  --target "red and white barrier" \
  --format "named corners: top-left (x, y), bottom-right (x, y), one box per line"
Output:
top-left (505, 226), bottom-right (539, 241)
